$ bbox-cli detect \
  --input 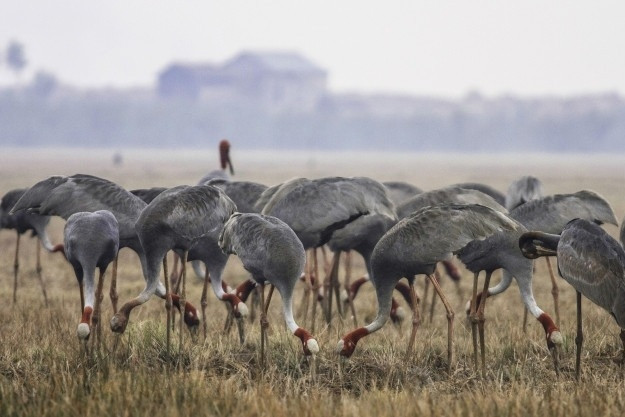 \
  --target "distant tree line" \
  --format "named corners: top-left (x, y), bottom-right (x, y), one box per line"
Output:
top-left (1, 86), bottom-right (623, 152)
